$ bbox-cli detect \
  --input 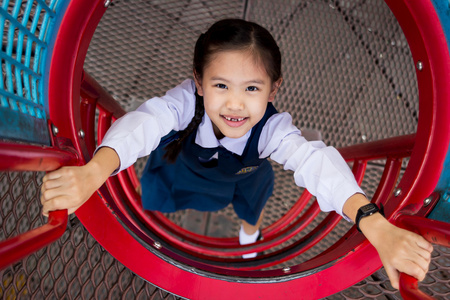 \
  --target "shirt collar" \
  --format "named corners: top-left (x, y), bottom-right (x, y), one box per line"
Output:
top-left (195, 113), bottom-right (250, 156)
